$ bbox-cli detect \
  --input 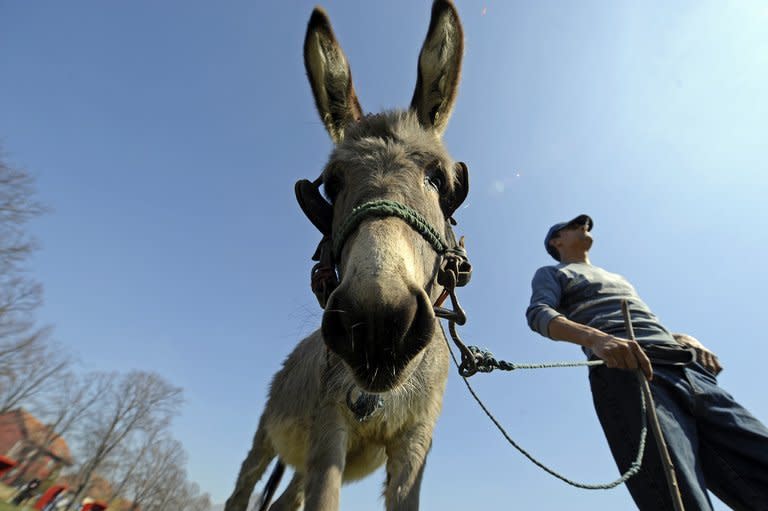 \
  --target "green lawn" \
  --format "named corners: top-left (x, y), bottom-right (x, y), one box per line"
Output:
top-left (0, 502), bottom-right (30, 511)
